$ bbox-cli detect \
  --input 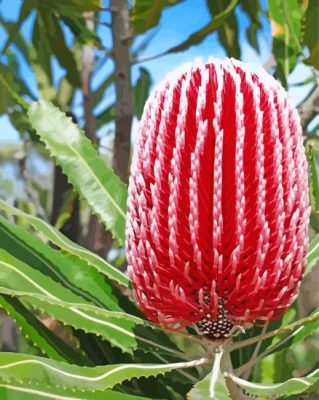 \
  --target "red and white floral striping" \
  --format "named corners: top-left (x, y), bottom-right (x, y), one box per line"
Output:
top-left (126, 58), bottom-right (310, 339)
